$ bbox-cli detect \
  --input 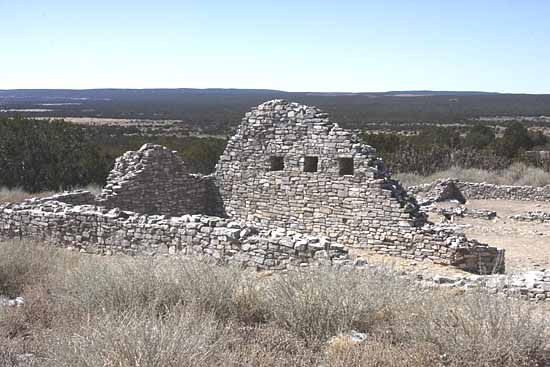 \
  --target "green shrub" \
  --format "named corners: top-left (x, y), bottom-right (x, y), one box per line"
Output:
top-left (0, 118), bottom-right (109, 192)
top-left (464, 125), bottom-right (496, 149)
top-left (497, 122), bottom-right (534, 158)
